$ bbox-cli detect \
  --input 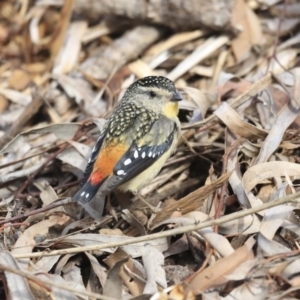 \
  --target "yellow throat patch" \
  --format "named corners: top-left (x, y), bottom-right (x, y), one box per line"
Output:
top-left (162, 102), bottom-right (179, 119)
